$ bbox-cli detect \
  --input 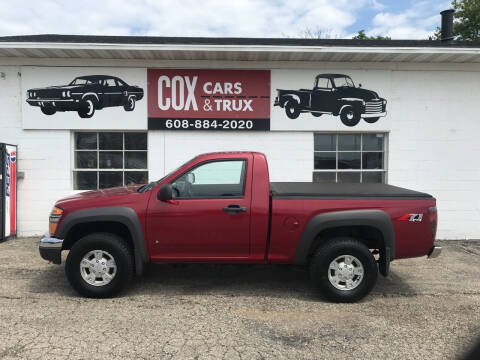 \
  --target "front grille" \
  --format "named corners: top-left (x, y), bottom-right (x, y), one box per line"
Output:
top-left (34, 89), bottom-right (63, 99)
top-left (365, 101), bottom-right (383, 114)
